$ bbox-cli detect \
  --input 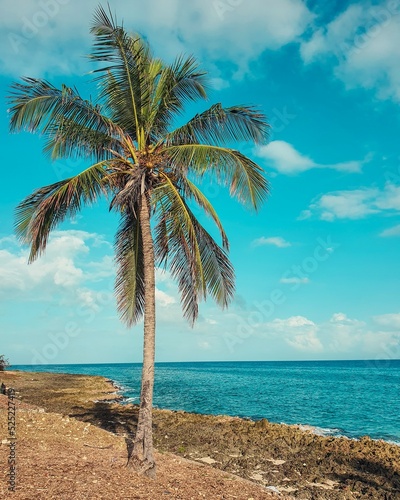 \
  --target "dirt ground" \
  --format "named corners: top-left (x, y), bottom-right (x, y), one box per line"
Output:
top-left (1, 370), bottom-right (399, 499)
